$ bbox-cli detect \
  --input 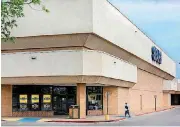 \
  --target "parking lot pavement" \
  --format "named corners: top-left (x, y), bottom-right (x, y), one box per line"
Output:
top-left (97, 106), bottom-right (180, 126)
